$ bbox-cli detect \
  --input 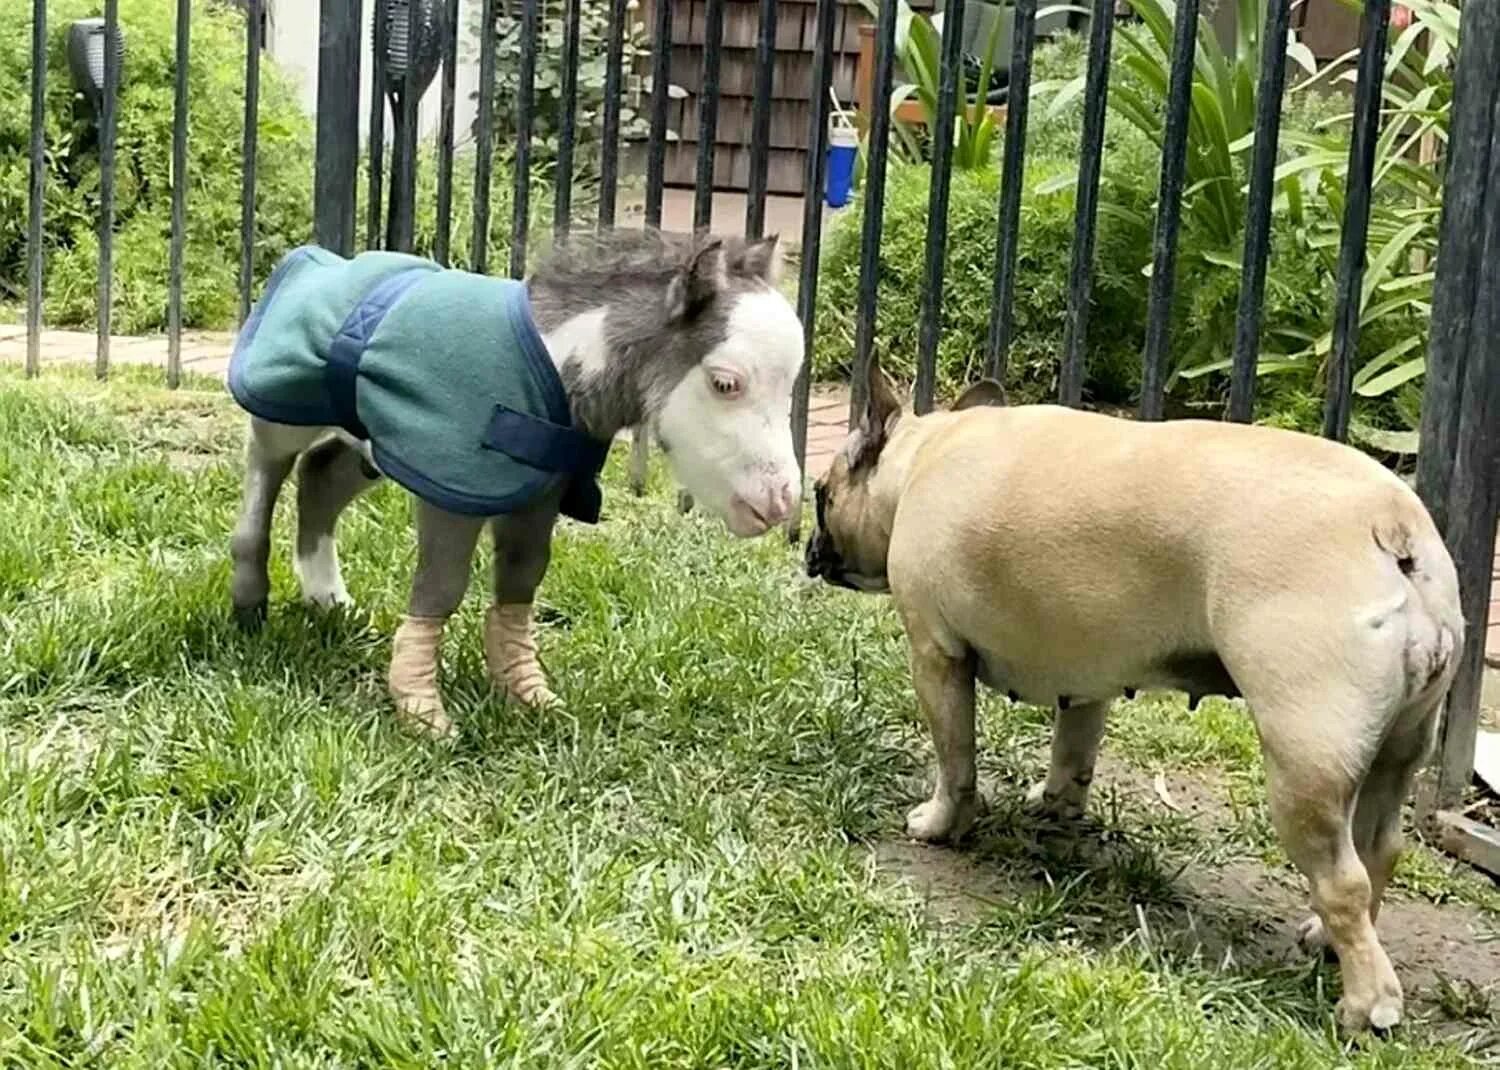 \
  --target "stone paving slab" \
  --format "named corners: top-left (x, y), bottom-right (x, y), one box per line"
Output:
top-left (0, 329), bottom-right (233, 378)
